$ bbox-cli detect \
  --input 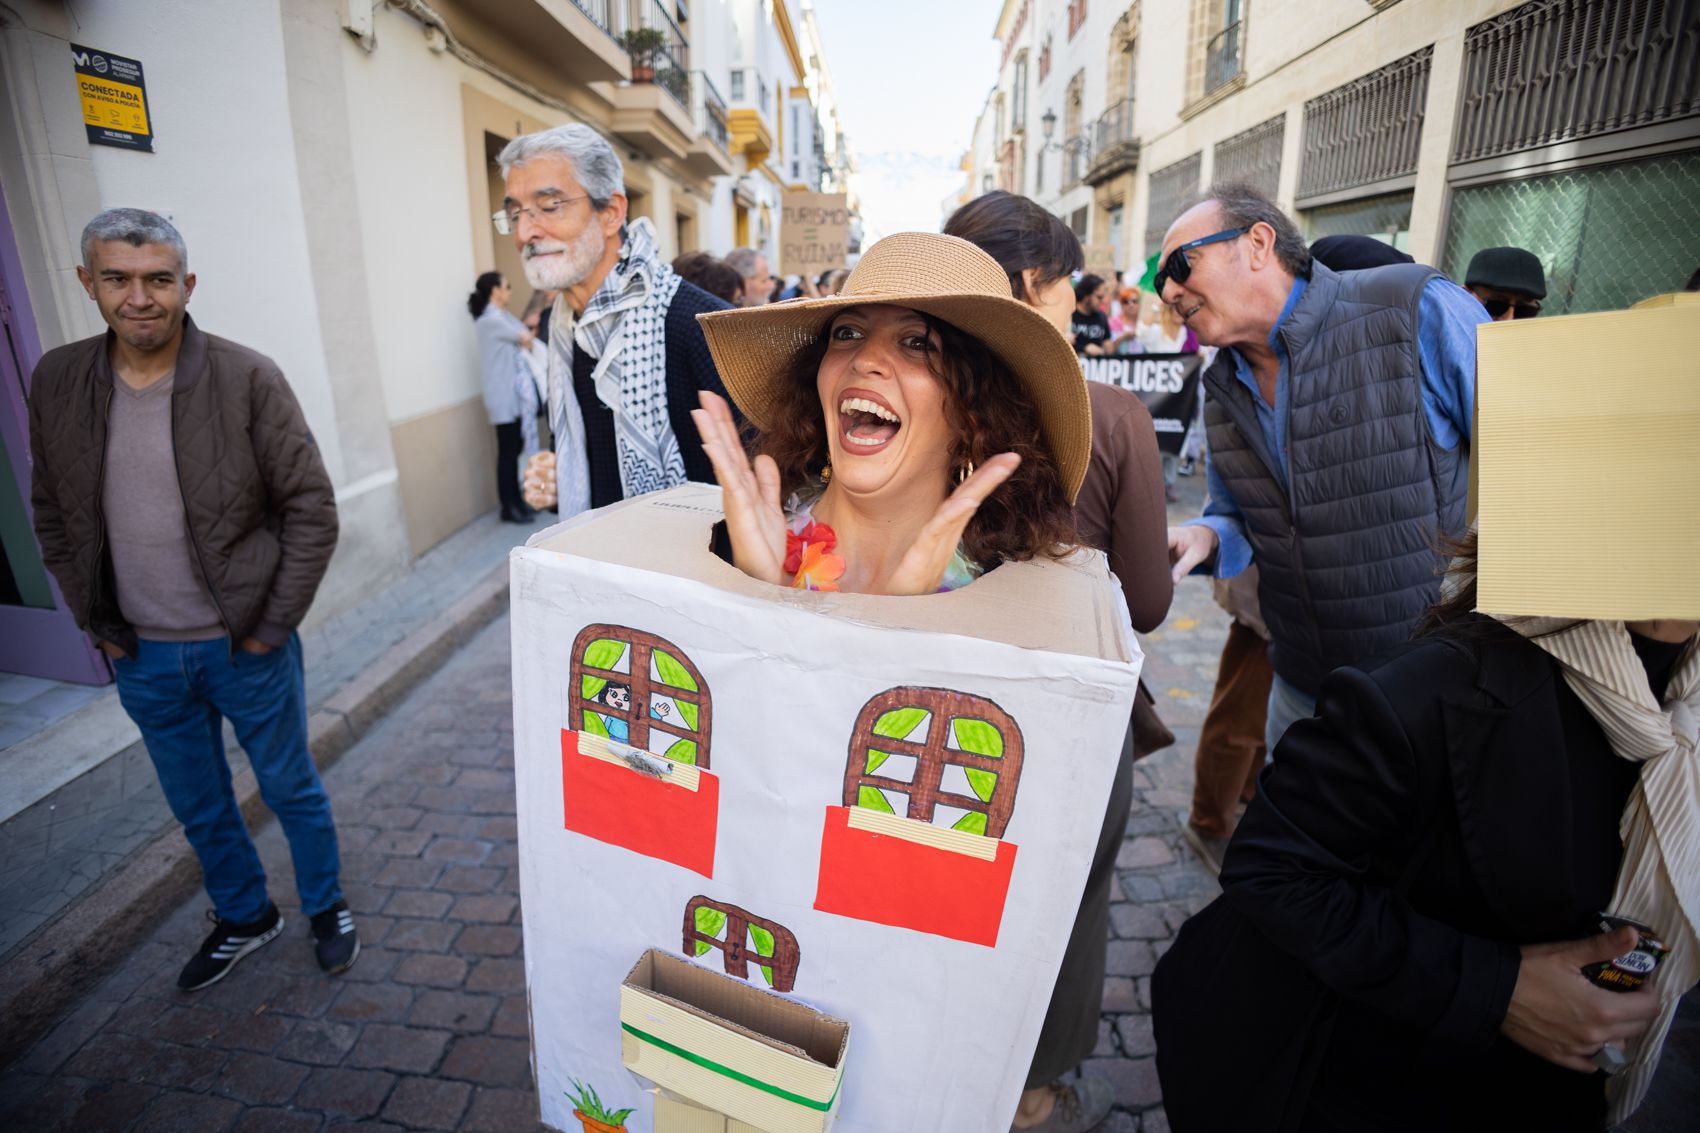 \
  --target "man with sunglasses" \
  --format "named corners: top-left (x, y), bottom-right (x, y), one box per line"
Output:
top-left (1463, 245), bottom-right (1546, 321)
top-left (1163, 183), bottom-right (1488, 760)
